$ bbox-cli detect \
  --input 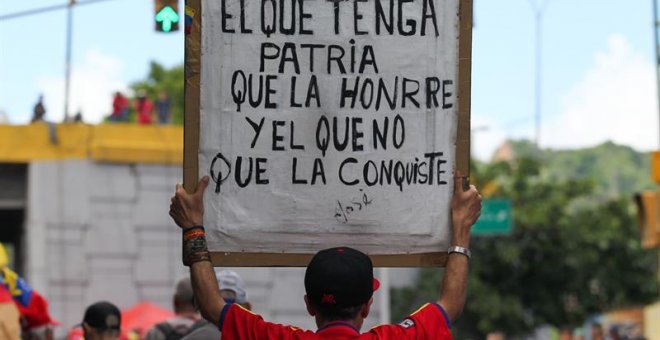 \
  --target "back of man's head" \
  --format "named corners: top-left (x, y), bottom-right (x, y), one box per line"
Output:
top-left (173, 278), bottom-right (196, 314)
top-left (216, 270), bottom-right (249, 308)
top-left (591, 323), bottom-right (604, 340)
top-left (304, 247), bottom-right (379, 322)
top-left (81, 301), bottom-right (121, 340)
